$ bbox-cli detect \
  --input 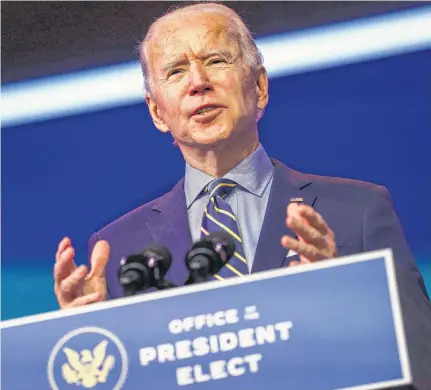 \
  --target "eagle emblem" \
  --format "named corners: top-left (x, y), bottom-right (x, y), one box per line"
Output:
top-left (61, 340), bottom-right (115, 388)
